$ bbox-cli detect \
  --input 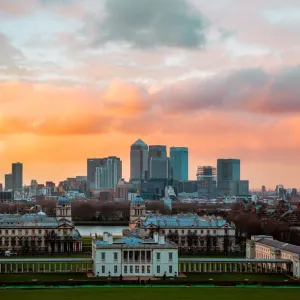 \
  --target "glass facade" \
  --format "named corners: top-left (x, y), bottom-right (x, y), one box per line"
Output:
top-left (170, 147), bottom-right (188, 181)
